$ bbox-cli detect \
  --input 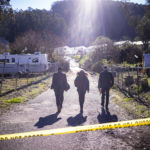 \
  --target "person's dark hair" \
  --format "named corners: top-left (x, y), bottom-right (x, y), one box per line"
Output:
top-left (78, 70), bottom-right (88, 76)
top-left (103, 66), bottom-right (107, 70)
top-left (58, 67), bottom-right (62, 72)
